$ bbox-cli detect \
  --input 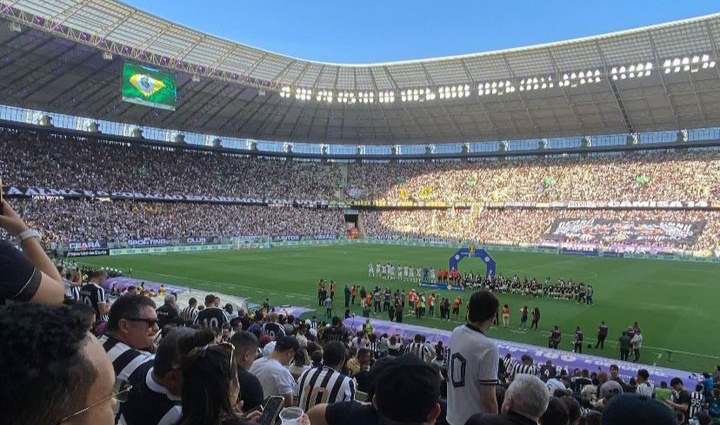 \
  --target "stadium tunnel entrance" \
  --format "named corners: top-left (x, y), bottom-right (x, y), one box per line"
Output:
top-left (344, 208), bottom-right (360, 239)
top-left (449, 247), bottom-right (496, 278)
